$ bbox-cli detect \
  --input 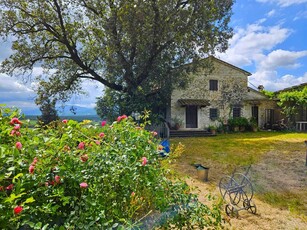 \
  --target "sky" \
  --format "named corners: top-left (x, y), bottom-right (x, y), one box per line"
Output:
top-left (0, 0), bottom-right (307, 115)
